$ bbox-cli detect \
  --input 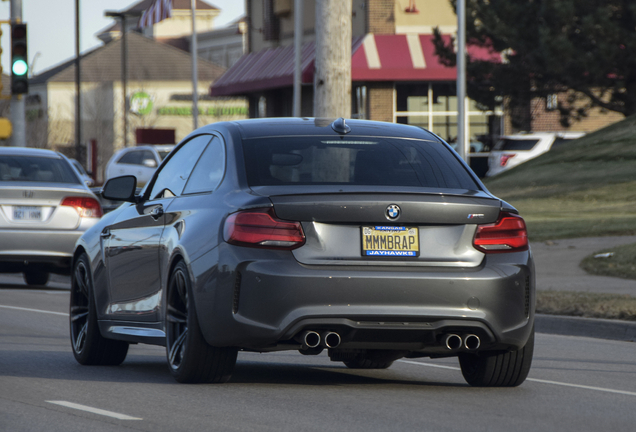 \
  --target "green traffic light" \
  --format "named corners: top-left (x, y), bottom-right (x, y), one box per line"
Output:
top-left (12, 59), bottom-right (28, 76)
